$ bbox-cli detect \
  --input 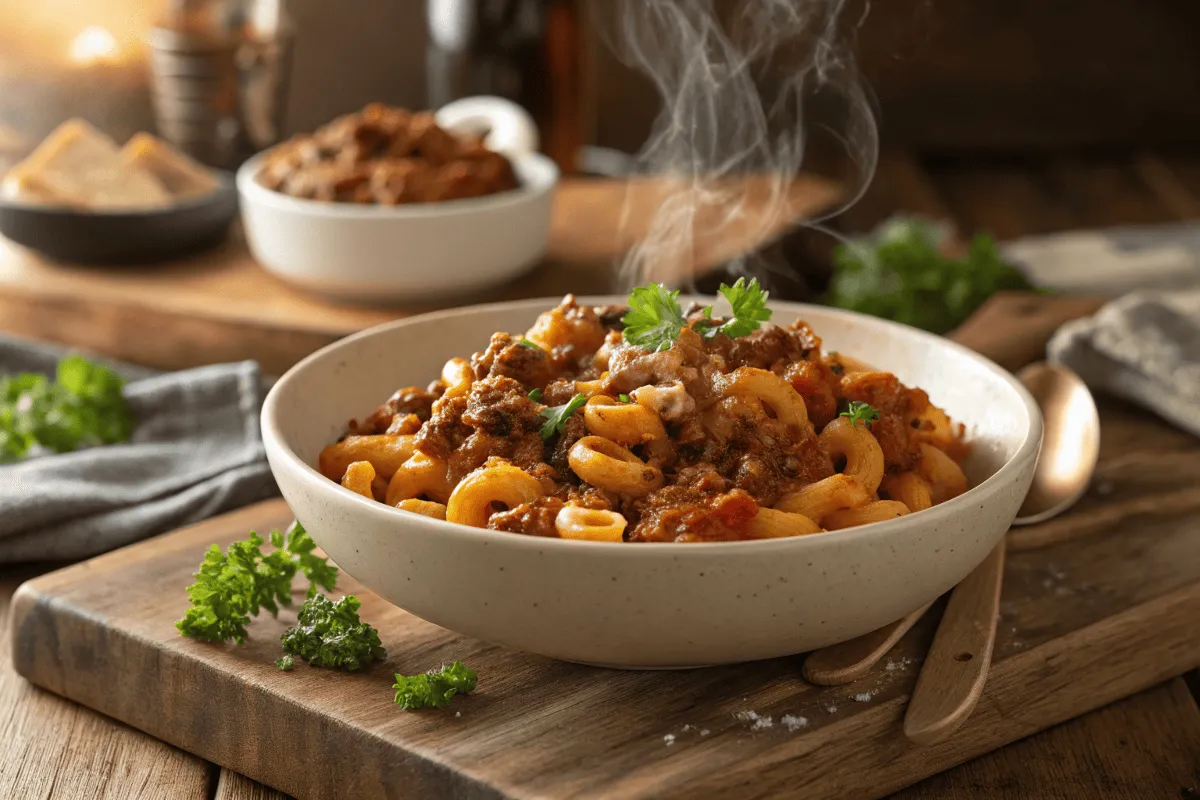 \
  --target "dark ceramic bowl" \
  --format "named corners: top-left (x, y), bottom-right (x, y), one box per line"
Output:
top-left (0, 172), bottom-right (237, 264)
